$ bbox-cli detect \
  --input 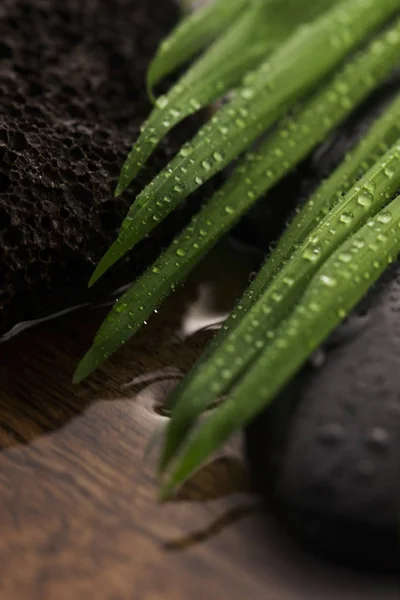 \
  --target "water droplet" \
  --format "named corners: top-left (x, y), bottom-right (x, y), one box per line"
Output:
top-left (320, 274), bottom-right (337, 287)
top-left (303, 247), bottom-right (321, 263)
top-left (366, 428), bottom-right (390, 450)
top-left (384, 165), bottom-right (395, 179)
top-left (115, 302), bottom-right (126, 314)
top-left (309, 302), bottom-right (321, 313)
top-left (357, 190), bottom-right (373, 207)
top-left (179, 147), bottom-right (192, 157)
top-left (213, 151), bottom-right (224, 163)
top-left (189, 98), bottom-right (201, 111)
top-left (152, 266), bottom-right (160, 274)
top-left (156, 96), bottom-right (169, 109)
top-left (364, 180), bottom-right (376, 194)
top-left (338, 252), bottom-right (352, 263)
top-left (176, 248), bottom-right (187, 257)
top-left (273, 148), bottom-right (284, 158)
top-left (283, 277), bottom-right (294, 287)
top-left (202, 160), bottom-right (212, 171)
top-left (377, 211), bottom-right (392, 224)
top-left (241, 88), bottom-right (254, 100)
top-left (340, 212), bottom-right (354, 224)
